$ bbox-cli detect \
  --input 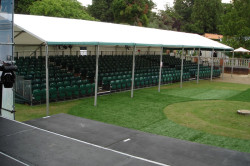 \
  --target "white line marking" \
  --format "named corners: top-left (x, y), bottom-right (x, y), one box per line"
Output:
top-left (0, 151), bottom-right (30, 166)
top-left (123, 138), bottom-right (131, 142)
top-left (3, 117), bottom-right (170, 166)
top-left (43, 116), bottom-right (50, 119)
